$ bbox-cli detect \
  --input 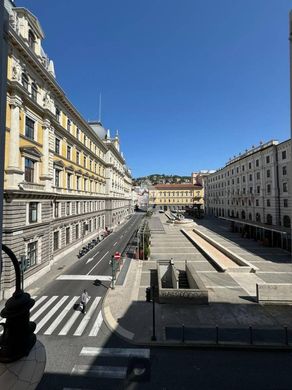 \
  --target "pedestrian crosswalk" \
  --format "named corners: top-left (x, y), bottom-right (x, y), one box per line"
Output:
top-left (70, 347), bottom-right (151, 381)
top-left (0, 295), bottom-right (104, 337)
